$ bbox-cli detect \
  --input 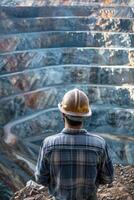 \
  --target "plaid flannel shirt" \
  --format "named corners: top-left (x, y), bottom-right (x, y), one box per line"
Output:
top-left (35, 128), bottom-right (114, 200)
